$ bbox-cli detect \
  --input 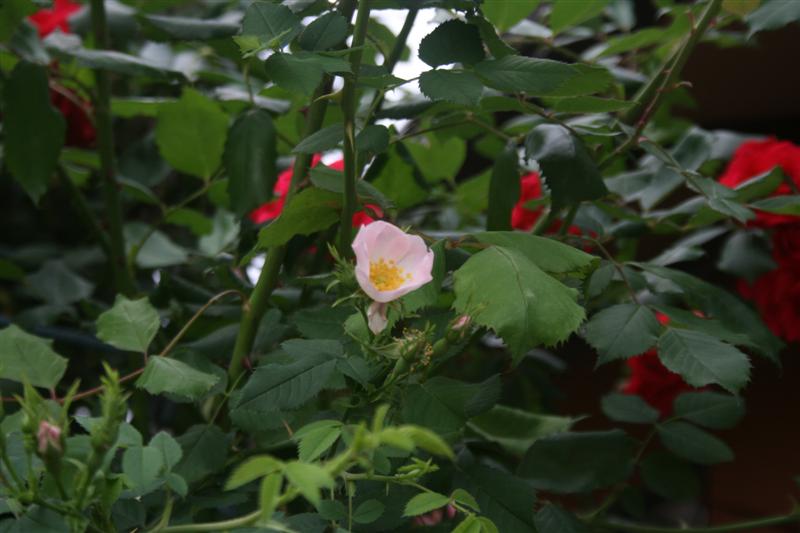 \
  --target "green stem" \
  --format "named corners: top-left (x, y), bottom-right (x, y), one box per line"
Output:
top-left (227, 83), bottom-right (332, 382)
top-left (597, 511), bottom-right (800, 533)
top-left (338, 0), bottom-right (372, 256)
top-left (89, 0), bottom-right (135, 296)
